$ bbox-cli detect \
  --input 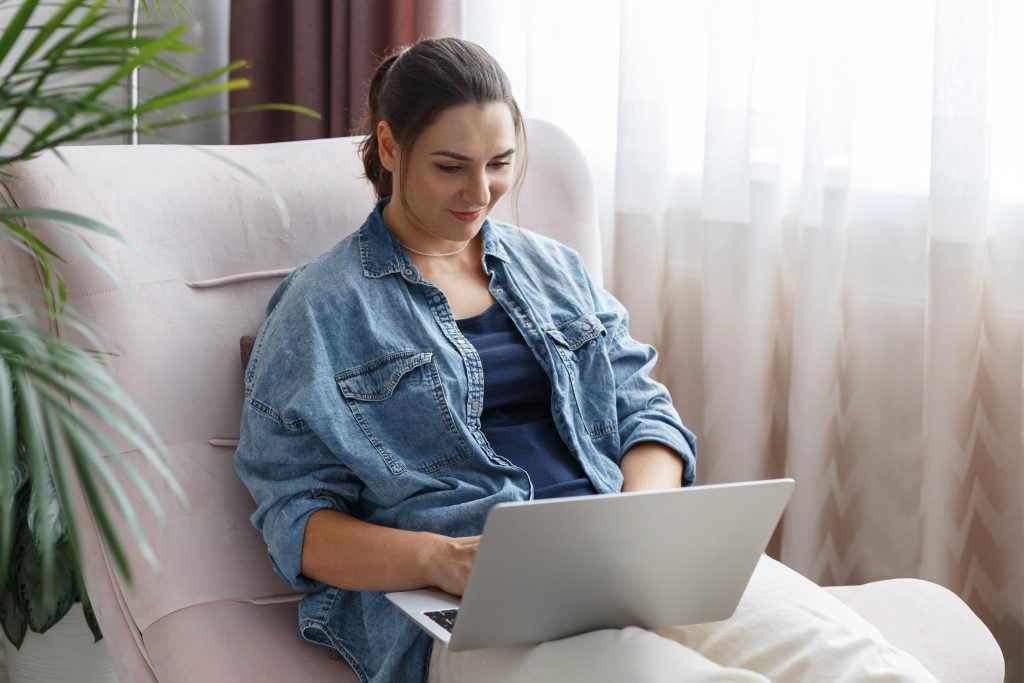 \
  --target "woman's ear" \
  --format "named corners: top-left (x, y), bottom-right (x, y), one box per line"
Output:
top-left (377, 121), bottom-right (398, 173)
